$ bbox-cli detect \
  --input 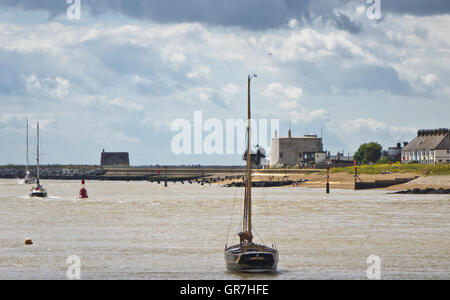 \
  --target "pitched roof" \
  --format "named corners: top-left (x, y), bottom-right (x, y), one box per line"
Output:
top-left (436, 134), bottom-right (450, 149)
top-left (403, 129), bottom-right (450, 151)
